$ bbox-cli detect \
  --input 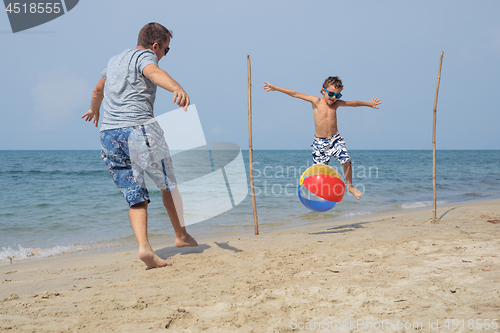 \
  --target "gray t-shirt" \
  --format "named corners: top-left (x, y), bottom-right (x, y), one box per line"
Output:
top-left (99, 49), bottom-right (158, 131)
